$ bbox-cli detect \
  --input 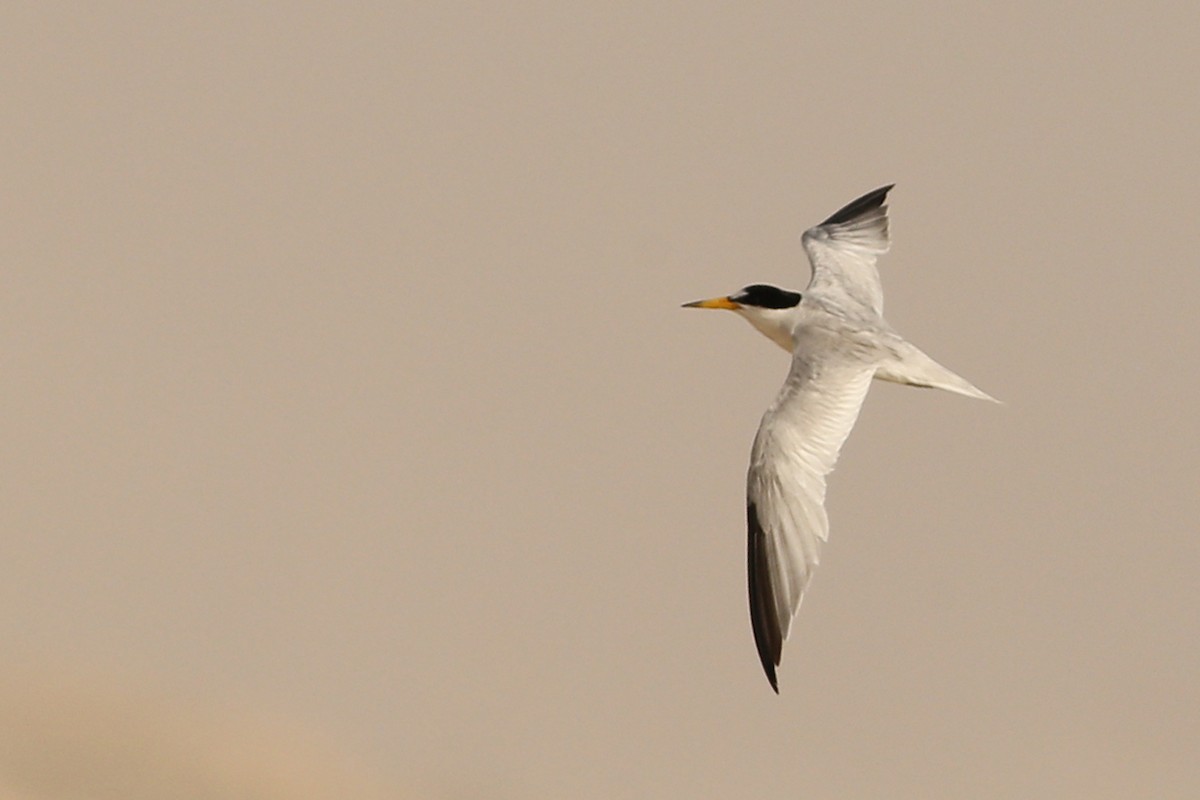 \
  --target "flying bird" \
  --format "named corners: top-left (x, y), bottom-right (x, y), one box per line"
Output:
top-left (683, 185), bottom-right (995, 692)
